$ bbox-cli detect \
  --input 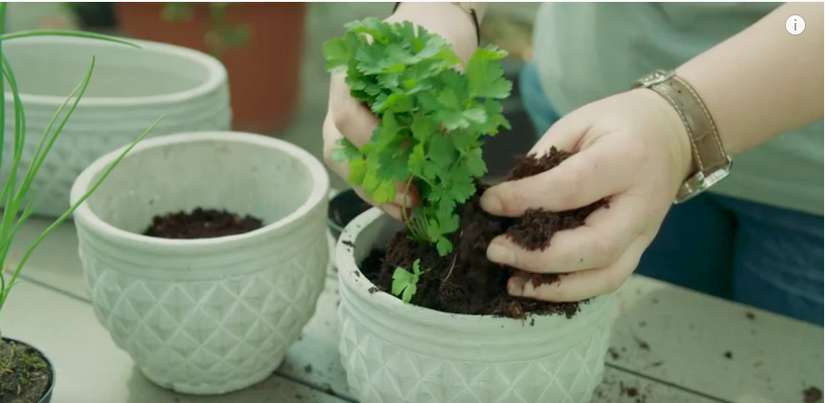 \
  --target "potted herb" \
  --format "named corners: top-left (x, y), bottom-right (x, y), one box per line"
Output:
top-left (69, 130), bottom-right (331, 395)
top-left (326, 18), bottom-right (613, 402)
top-left (113, 2), bottom-right (306, 134)
top-left (1, 29), bottom-right (229, 219)
top-left (0, 3), bottom-right (160, 401)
